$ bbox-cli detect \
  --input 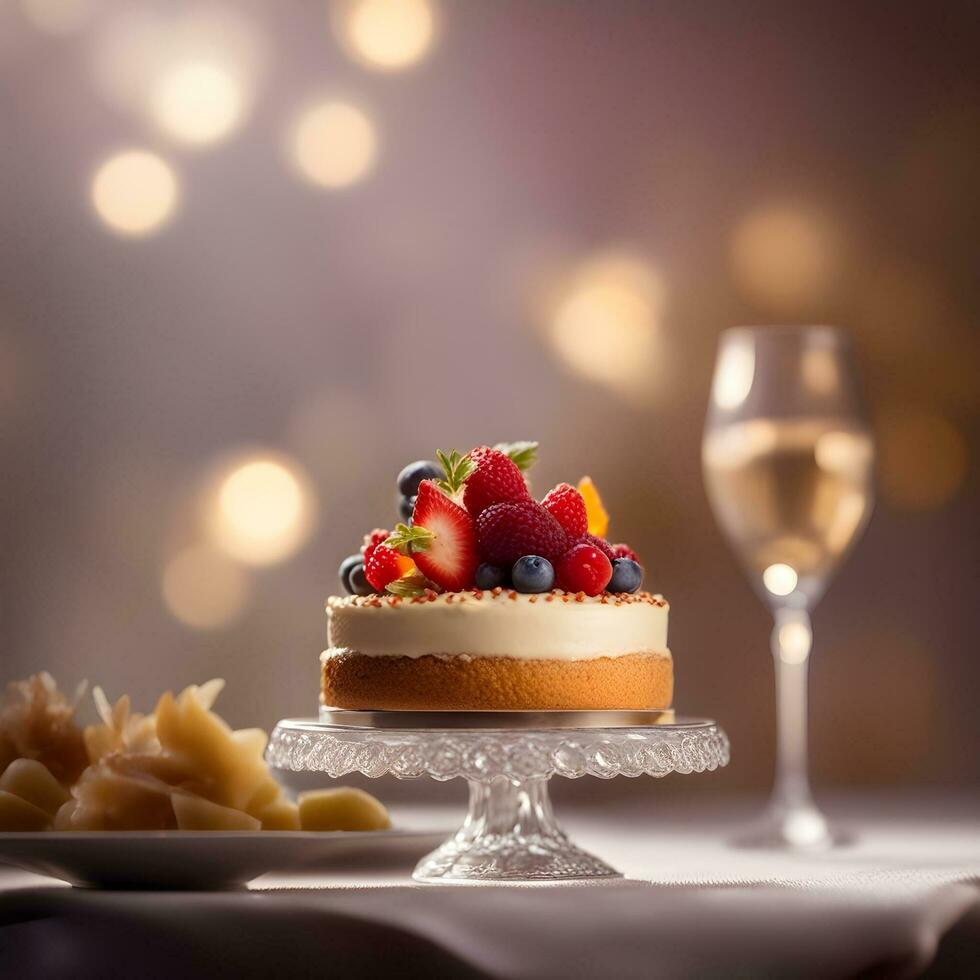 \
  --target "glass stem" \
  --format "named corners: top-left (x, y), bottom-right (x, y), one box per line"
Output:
top-left (770, 608), bottom-right (815, 813)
